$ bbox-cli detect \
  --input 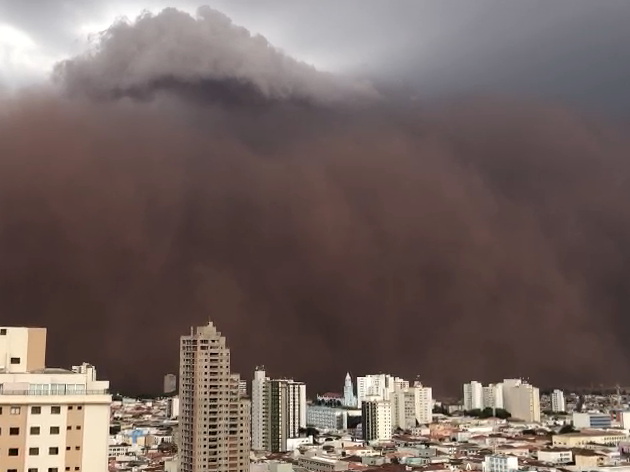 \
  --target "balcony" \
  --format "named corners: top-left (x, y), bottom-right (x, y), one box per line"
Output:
top-left (0, 389), bottom-right (110, 396)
